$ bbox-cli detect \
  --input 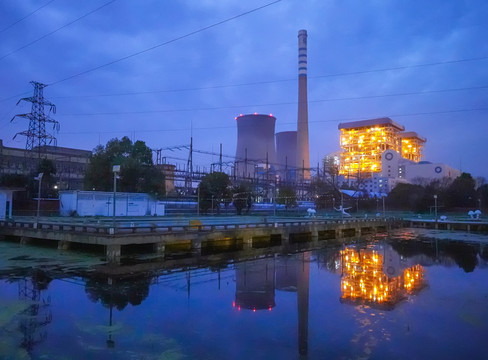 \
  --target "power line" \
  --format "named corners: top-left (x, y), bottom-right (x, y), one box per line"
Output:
top-left (56, 106), bottom-right (488, 135)
top-left (57, 84), bottom-right (488, 116)
top-left (0, 0), bottom-right (118, 61)
top-left (1, 54), bottom-right (486, 105)
top-left (47, 0), bottom-right (283, 87)
top-left (49, 56), bottom-right (488, 99)
top-left (0, 0), bottom-right (56, 34)
top-left (314, 56), bottom-right (488, 79)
